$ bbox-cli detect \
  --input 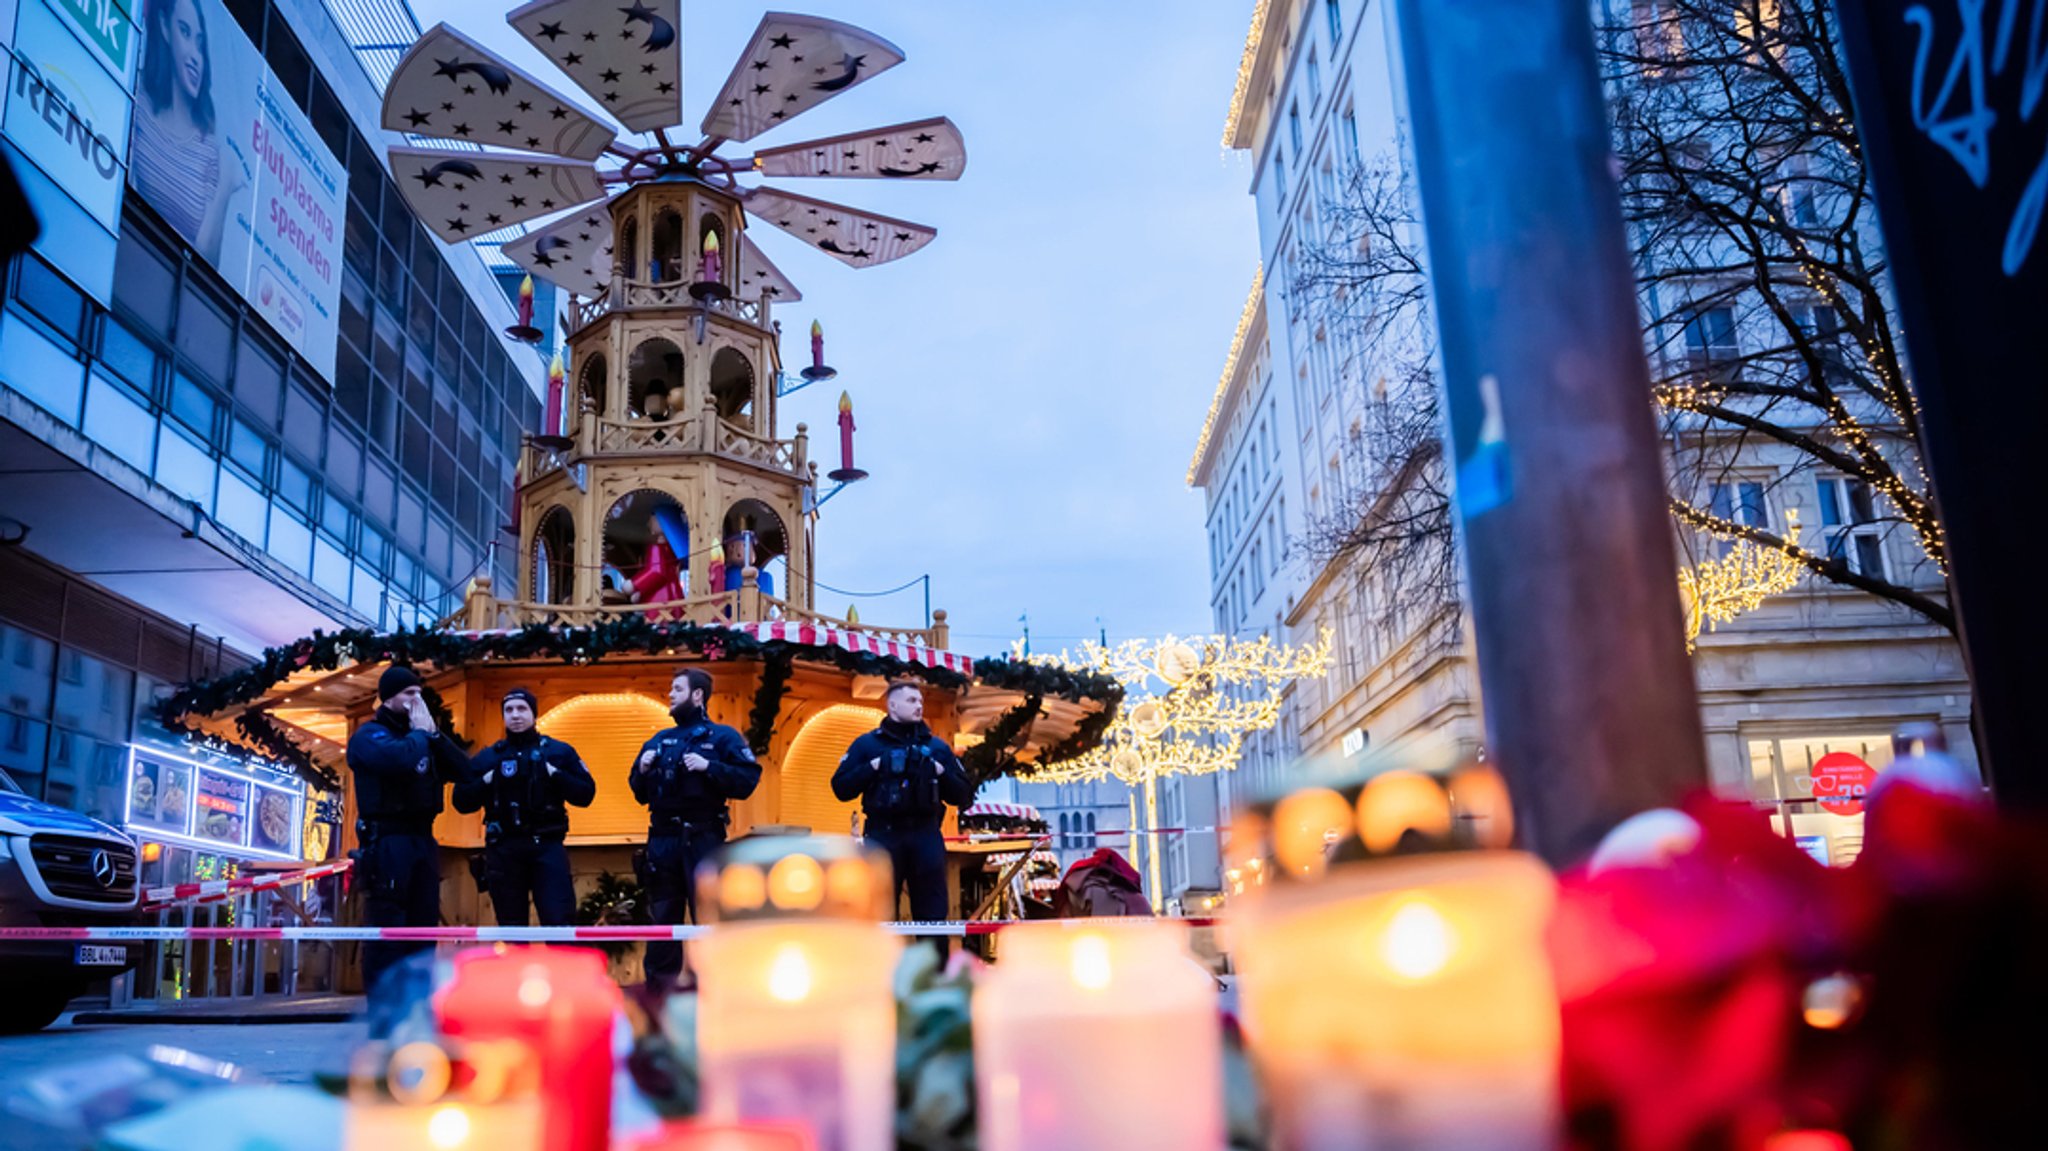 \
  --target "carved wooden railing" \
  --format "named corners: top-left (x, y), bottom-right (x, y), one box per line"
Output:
top-left (595, 413), bottom-right (695, 454)
top-left (459, 575), bottom-right (951, 651)
top-left (716, 418), bottom-right (804, 473)
top-left (570, 278), bottom-right (773, 334)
